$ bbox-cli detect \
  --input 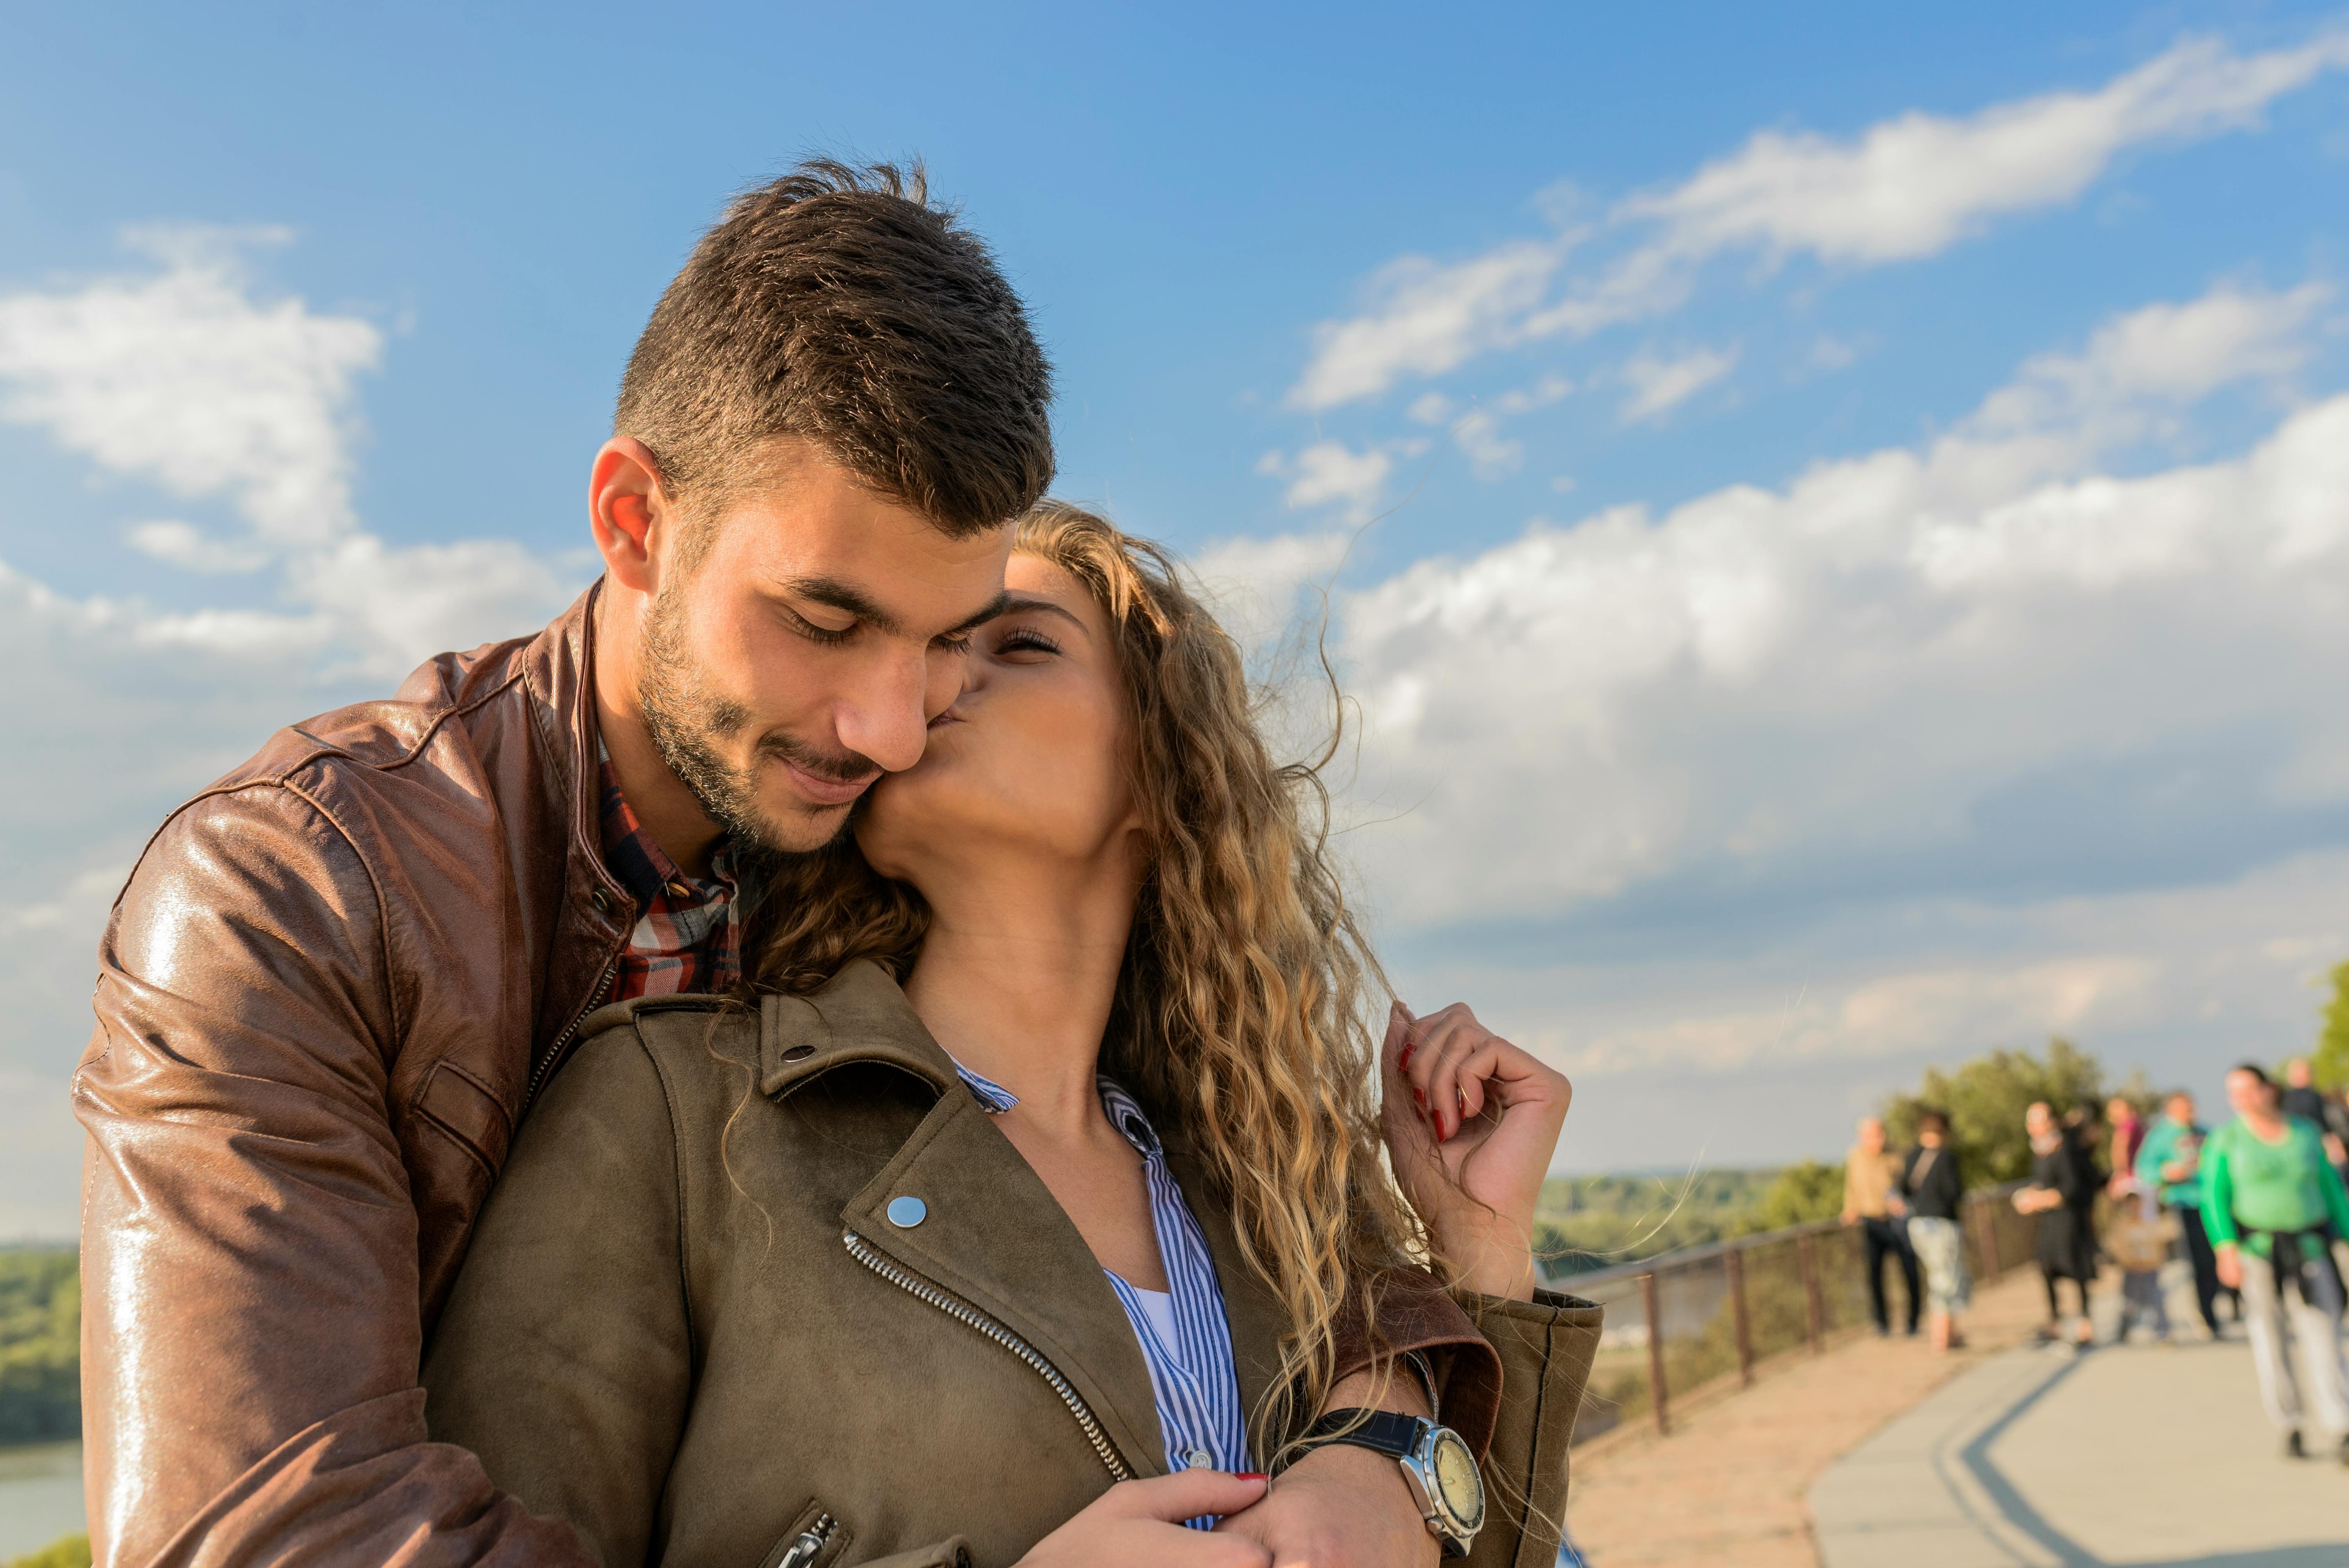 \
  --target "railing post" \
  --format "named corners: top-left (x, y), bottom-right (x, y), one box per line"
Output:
top-left (1798, 1233), bottom-right (1824, 1354)
top-left (1639, 1271), bottom-right (1669, 1435)
top-left (1975, 1195), bottom-right (2003, 1281)
top-left (1726, 1247), bottom-right (1754, 1388)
